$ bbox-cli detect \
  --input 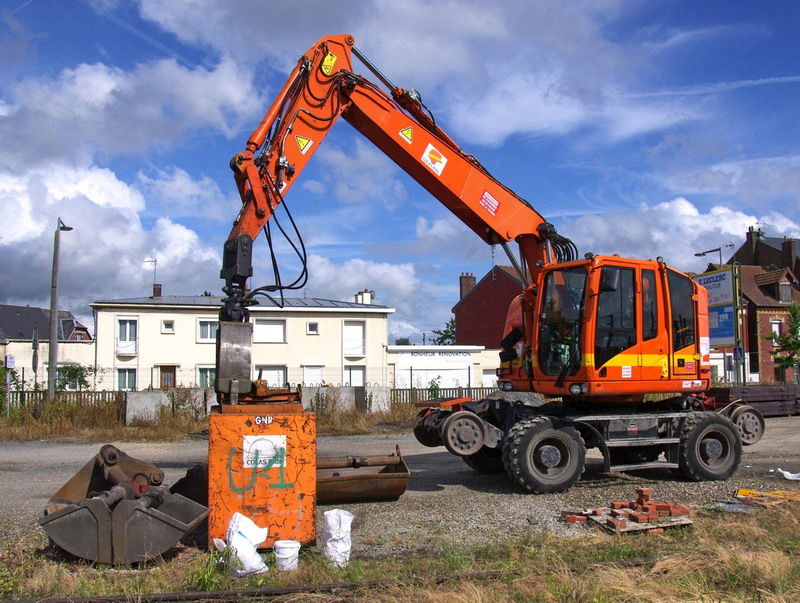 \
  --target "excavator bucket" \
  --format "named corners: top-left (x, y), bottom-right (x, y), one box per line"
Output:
top-left (316, 447), bottom-right (410, 504)
top-left (39, 445), bottom-right (209, 565)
